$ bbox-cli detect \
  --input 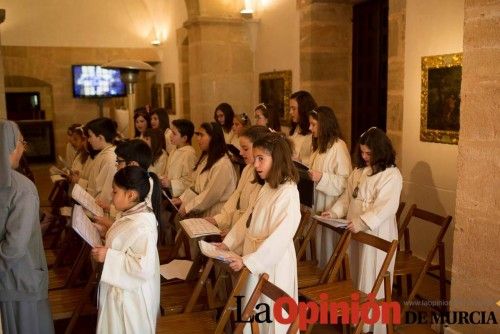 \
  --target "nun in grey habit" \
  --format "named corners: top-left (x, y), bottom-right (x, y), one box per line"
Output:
top-left (0, 120), bottom-right (54, 334)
